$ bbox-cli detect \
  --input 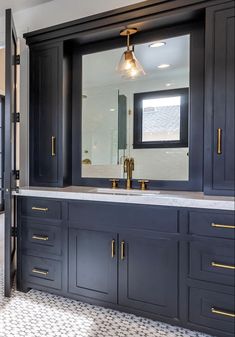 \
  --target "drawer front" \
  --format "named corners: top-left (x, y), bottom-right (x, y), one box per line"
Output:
top-left (68, 201), bottom-right (179, 233)
top-left (21, 197), bottom-right (62, 220)
top-left (21, 221), bottom-right (62, 256)
top-left (190, 240), bottom-right (235, 286)
top-left (22, 255), bottom-right (62, 290)
top-left (189, 211), bottom-right (235, 239)
top-left (189, 287), bottom-right (235, 335)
